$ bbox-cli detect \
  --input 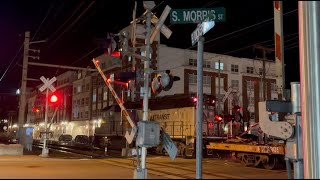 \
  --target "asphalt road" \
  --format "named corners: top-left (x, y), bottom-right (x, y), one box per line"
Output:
top-left (0, 150), bottom-right (288, 179)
